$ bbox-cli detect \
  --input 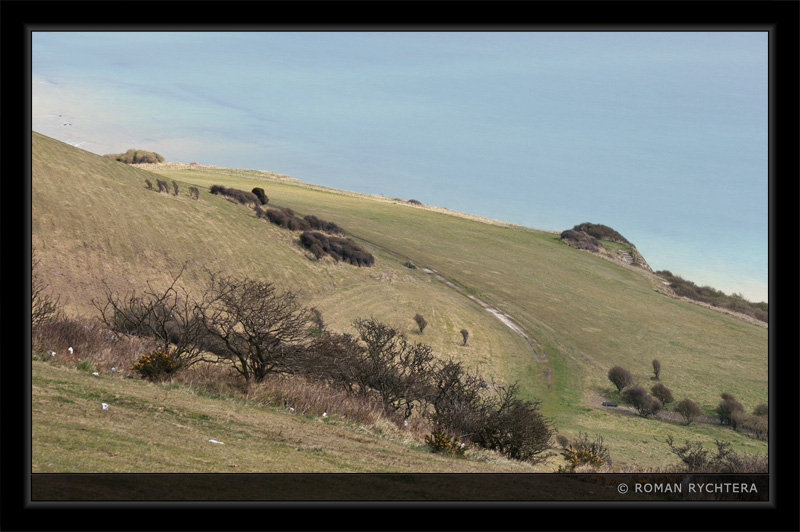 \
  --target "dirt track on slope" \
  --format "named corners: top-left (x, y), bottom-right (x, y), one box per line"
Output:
top-left (344, 234), bottom-right (546, 363)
